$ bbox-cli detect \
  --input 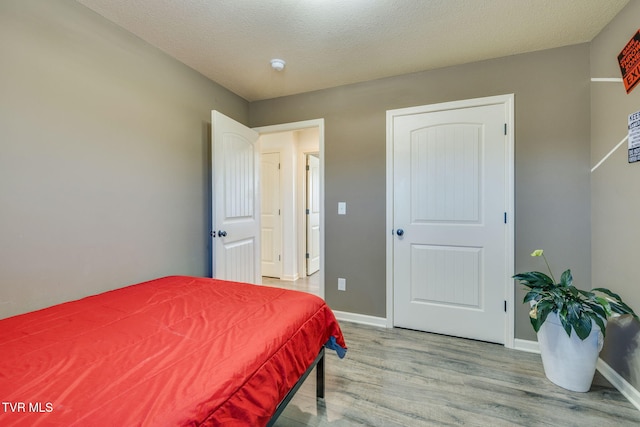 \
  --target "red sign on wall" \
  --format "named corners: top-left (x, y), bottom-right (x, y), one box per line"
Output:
top-left (618, 29), bottom-right (640, 94)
